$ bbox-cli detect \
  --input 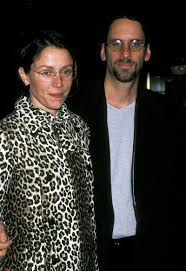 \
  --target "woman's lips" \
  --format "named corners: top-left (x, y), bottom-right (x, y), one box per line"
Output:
top-left (50, 93), bottom-right (64, 98)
